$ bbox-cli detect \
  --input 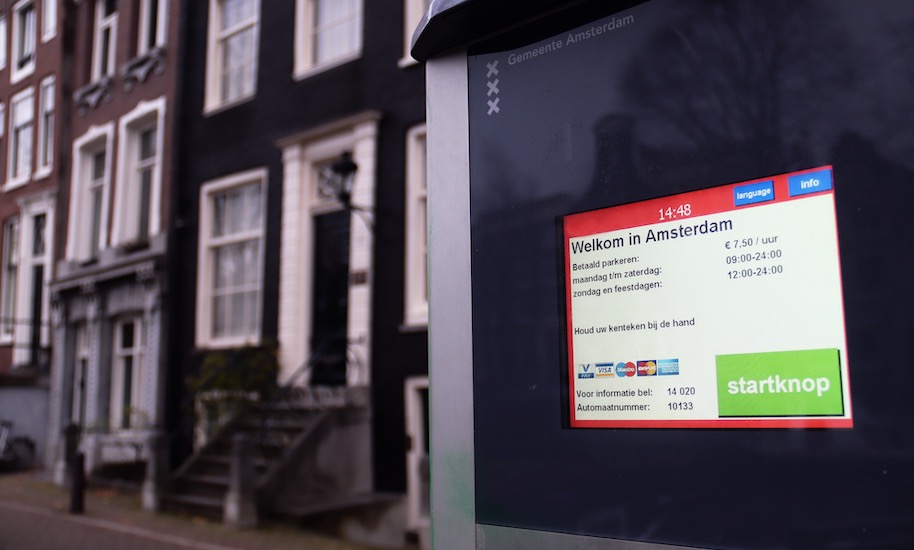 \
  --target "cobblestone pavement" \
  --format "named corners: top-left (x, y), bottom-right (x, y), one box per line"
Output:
top-left (0, 472), bottom-right (412, 550)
